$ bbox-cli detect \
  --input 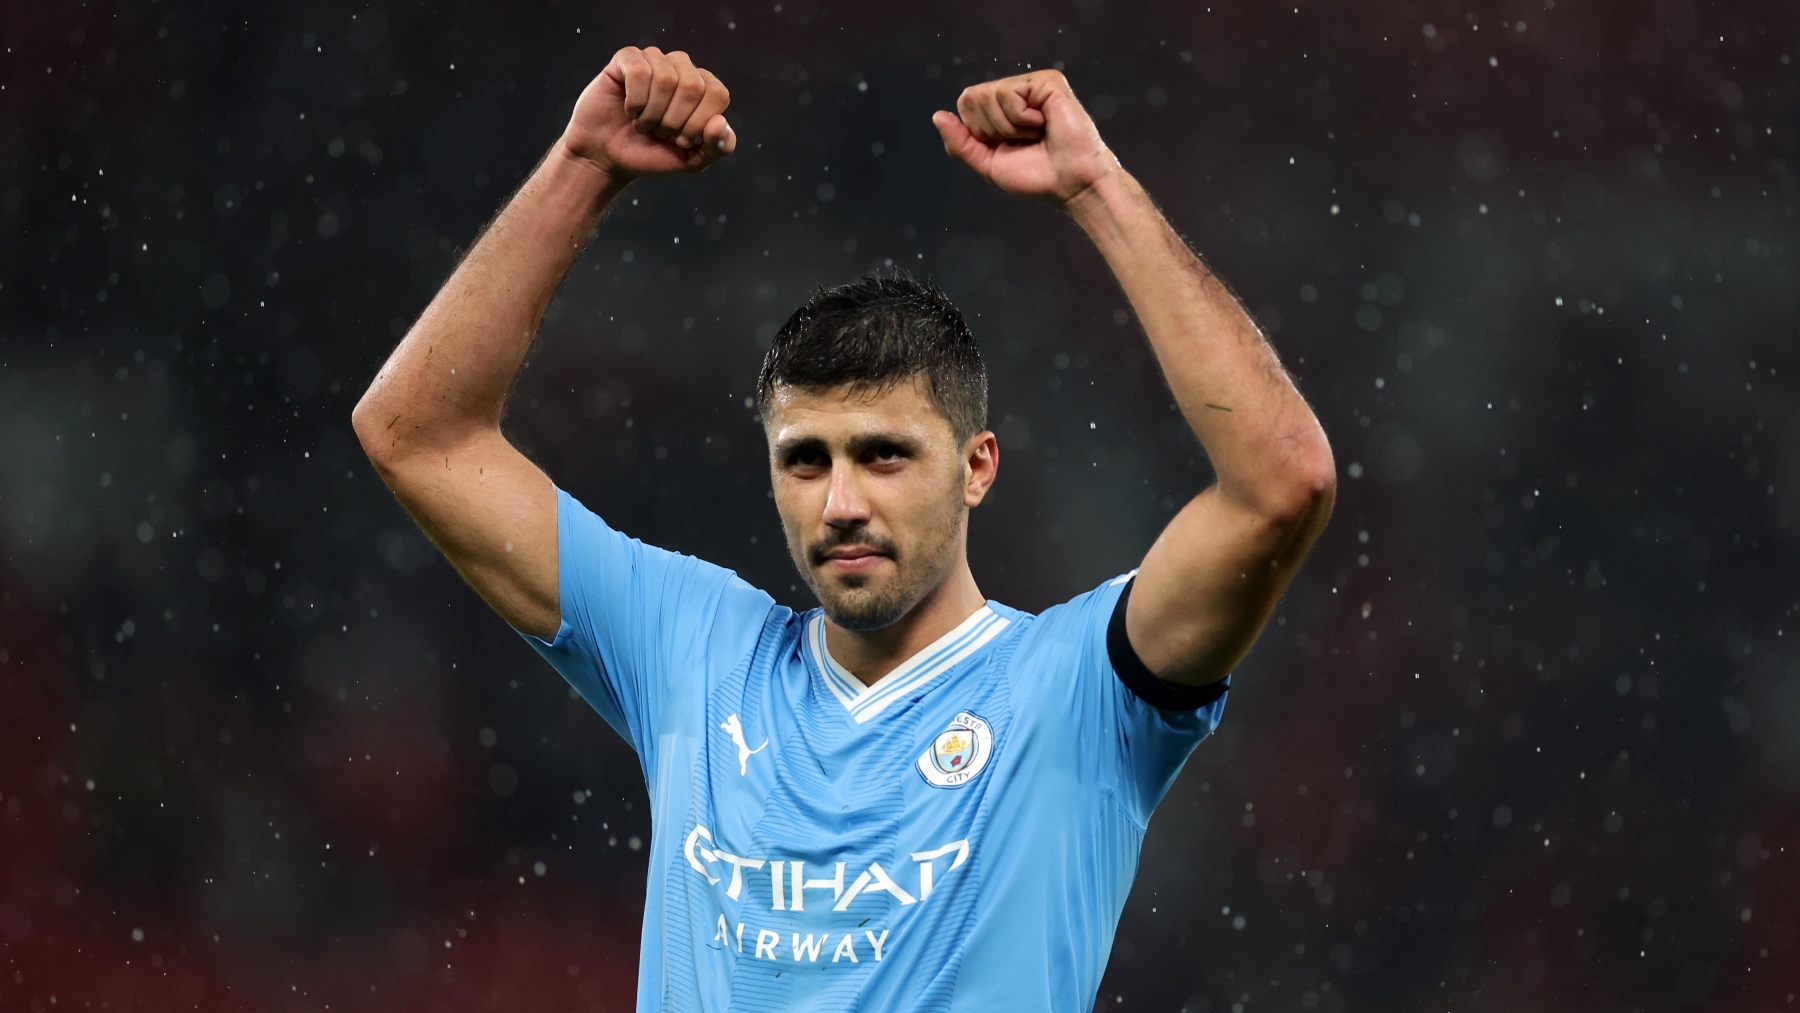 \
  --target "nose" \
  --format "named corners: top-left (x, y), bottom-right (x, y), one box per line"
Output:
top-left (822, 465), bottom-right (871, 530)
